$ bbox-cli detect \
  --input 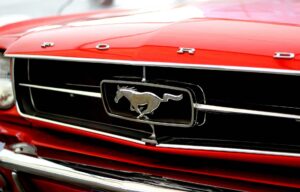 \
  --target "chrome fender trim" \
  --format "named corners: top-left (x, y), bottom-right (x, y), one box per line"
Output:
top-left (0, 149), bottom-right (186, 192)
